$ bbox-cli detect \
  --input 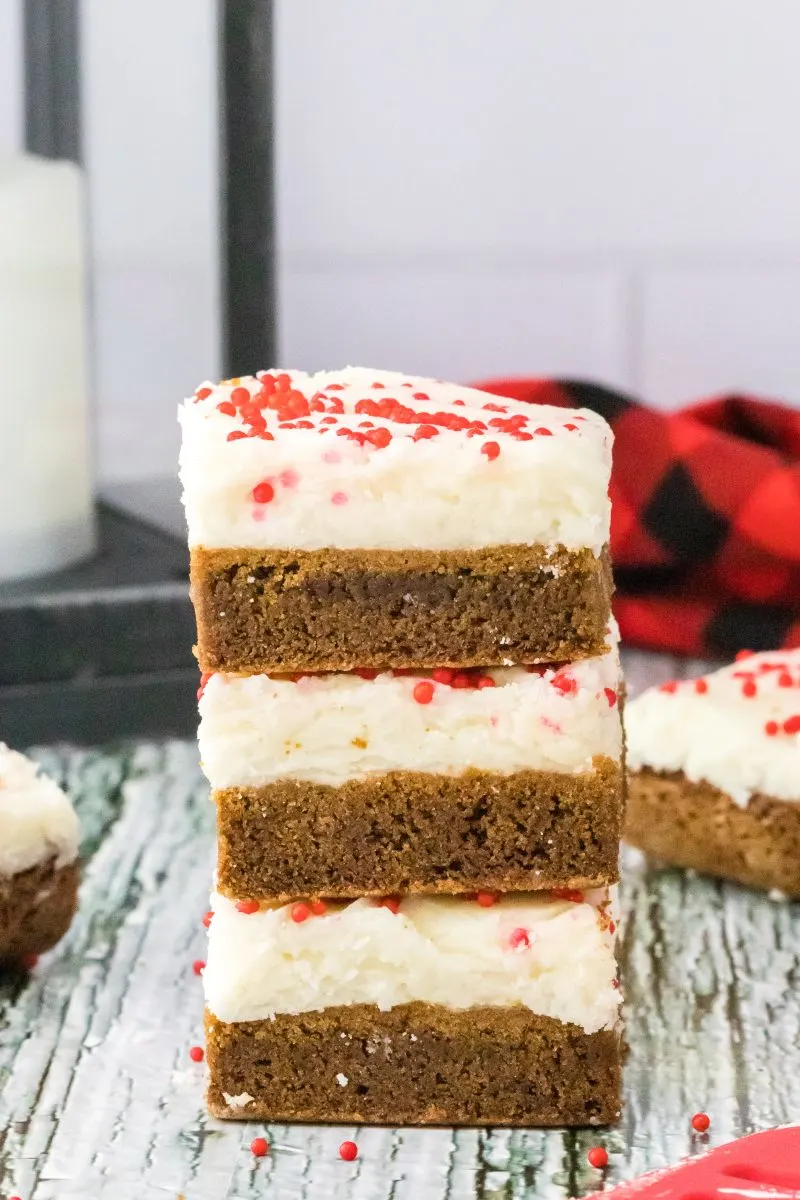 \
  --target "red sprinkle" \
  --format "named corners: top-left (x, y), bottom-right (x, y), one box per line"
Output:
top-left (189, 1045), bottom-right (204, 1063)
top-left (694, 679), bottom-right (709, 694)
top-left (604, 687), bottom-right (617, 707)
top-left (377, 896), bottom-right (401, 914)
top-left (450, 673), bottom-right (471, 689)
top-left (659, 680), bottom-right (678, 694)
top-left (227, 430), bottom-right (247, 442)
top-left (481, 440), bottom-right (501, 461)
top-left (509, 927), bottom-right (530, 950)
top-left (235, 899), bottom-right (260, 915)
top-left (765, 720), bottom-right (780, 736)
top-left (691, 1112), bottom-right (711, 1133)
top-left (310, 899), bottom-right (328, 916)
top-left (339, 1140), bottom-right (359, 1162)
top-left (275, 373), bottom-right (292, 392)
top-left (195, 387), bottom-right (213, 400)
top-left (432, 668), bottom-right (455, 685)
top-left (587, 1146), bottom-right (609, 1169)
top-left (366, 426), bottom-right (392, 448)
top-left (742, 679), bottom-right (757, 698)
top-left (534, 427), bottom-right (553, 436)
top-left (564, 423), bottom-right (579, 431)
top-left (202, 911), bottom-right (213, 929)
top-left (251, 1136), bottom-right (270, 1158)
top-left (252, 480), bottom-right (275, 504)
top-left (216, 401), bottom-right (237, 416)
top-left (736, 649), bottom-right (754, 661)
top-left (477, 675), bottom-right (496, 689)
top-left (779, 673), bottom-right (794, 687)
top-left (413, 680), bottom-right (435, 705)
top-left (197, 671), bottom-right (213, 701)
top-left (291, 901), bottom-right (312, 923)
top-left (784, 715), bottom-right (800, 735)
top-left (354, 668), bottom-right (379, 680)
top-left (413, 424), bottom-right (439, 440)
top-left (552, 888), bottom-right (585, 903)
top-left (476, 892), bottom-right (499, 907)
top-left (192, 959), bottom-right (206, 976)
top-left (331, 491), bottom-right (348, 505)
top-left (551, 670), bottom-right (577, 696)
